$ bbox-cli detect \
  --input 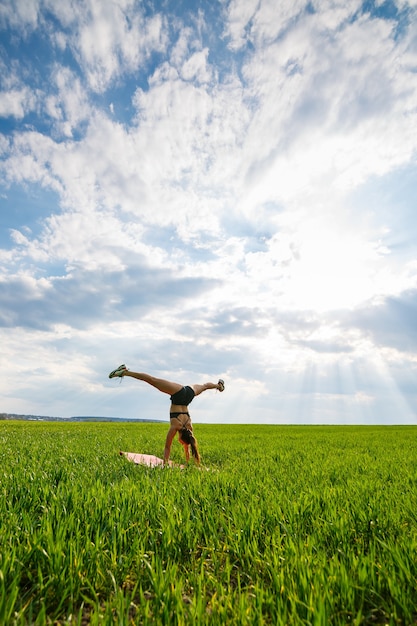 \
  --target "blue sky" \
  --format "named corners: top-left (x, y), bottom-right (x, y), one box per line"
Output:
top-left (1, 0), bottom-right (417, 424)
